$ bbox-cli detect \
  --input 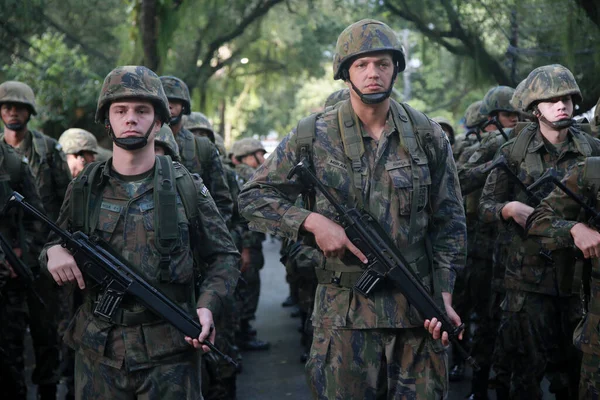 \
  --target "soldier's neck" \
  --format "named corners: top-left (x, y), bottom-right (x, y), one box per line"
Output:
top-left (171, 122), bottom-right (182, 136)
top-left (3, 127), bottom-right (28, 147)
top-left (539, 123), bottom-right (569, 145)
top-left (350, 97), bottom-right (389, 141)
top-left (111, 143), bottom-right (156, 176)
